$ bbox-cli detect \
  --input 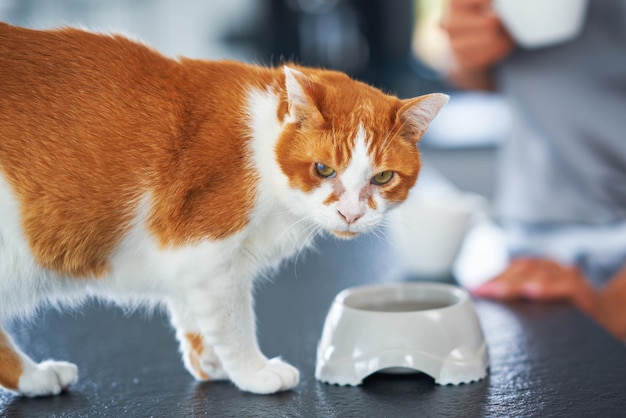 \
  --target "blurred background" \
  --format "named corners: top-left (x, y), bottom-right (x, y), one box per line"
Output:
top-left (0, 0), bottom-right (508, 202)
